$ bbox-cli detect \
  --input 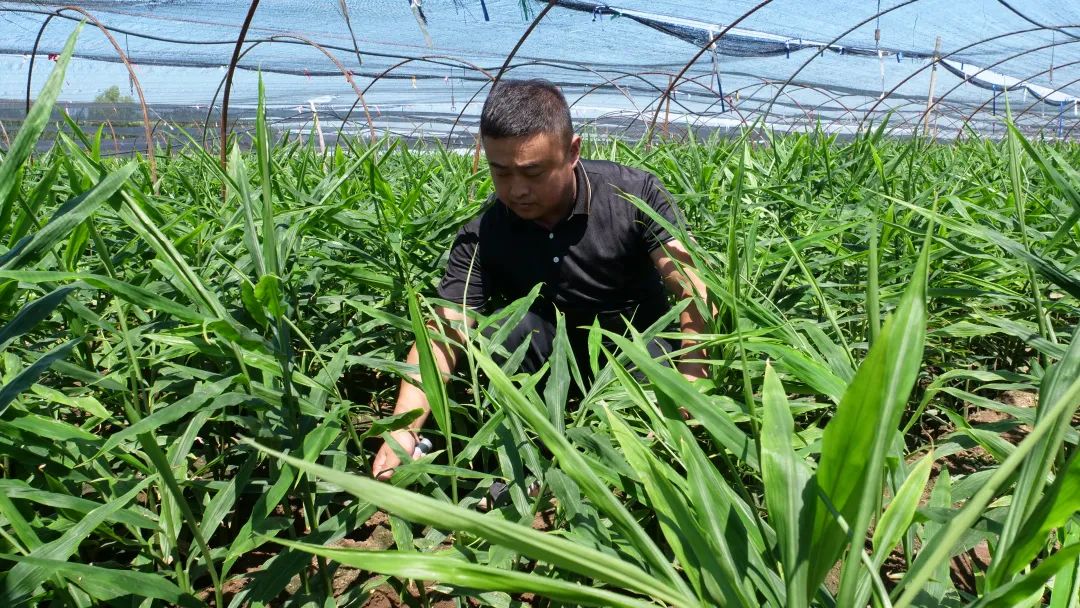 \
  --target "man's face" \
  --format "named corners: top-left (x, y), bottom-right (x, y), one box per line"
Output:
top-left (483, 131), bottom-right (581, 228)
